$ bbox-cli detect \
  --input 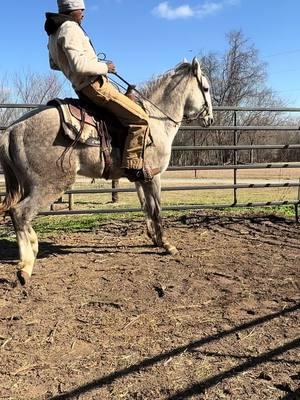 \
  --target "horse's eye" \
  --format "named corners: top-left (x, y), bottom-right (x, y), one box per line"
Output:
top-left (201, 76), bottom-right (210, 92)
